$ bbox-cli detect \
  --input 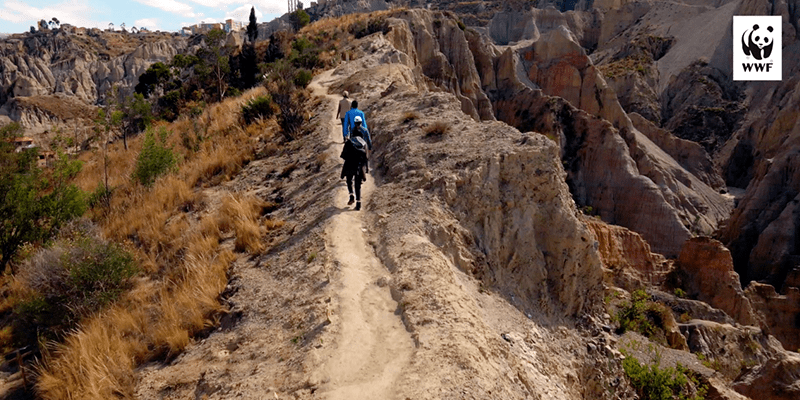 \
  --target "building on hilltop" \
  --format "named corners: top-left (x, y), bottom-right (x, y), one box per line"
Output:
top-left (182, 20), bottom-right (243, 36)
top-left (224, 19), bottom-right (243, 33)
top-left (13, 137), bottom-right (34, 152)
